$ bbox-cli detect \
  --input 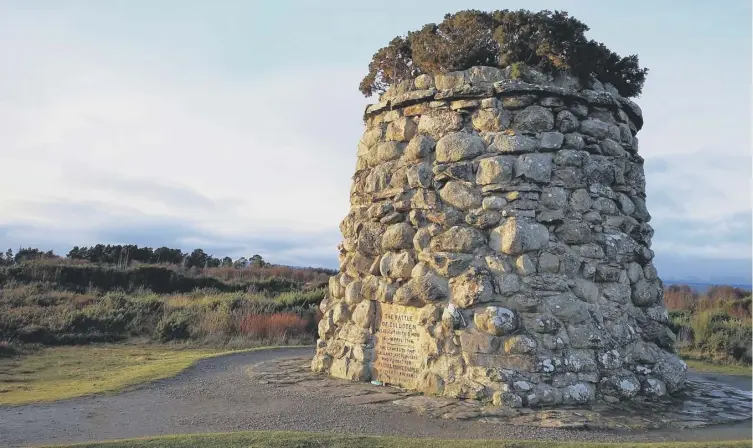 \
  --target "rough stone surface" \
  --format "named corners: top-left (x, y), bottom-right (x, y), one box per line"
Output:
top-left (273, 355), bottom-right (751, 430)
top-left (474, 306), bottom-right (518, 336)
top-left (490, 218), bottom-right (549, 255)
top-left (319, 65), bottom-right (685, 409)
top-left (436, 132), bottom-right (486, 163)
